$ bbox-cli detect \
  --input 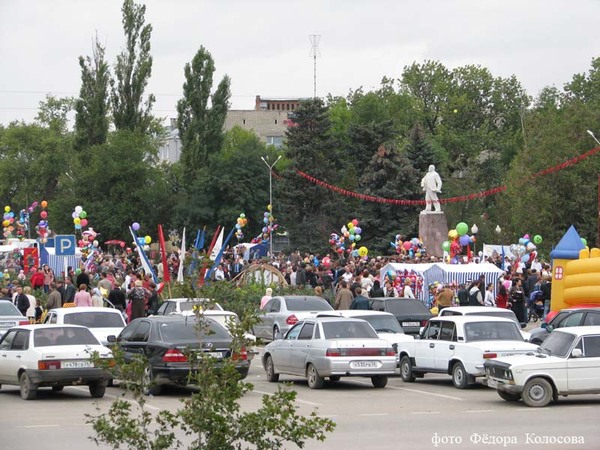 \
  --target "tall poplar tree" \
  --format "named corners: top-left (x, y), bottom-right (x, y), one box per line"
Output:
top-left (74, 35), bottom-right (110, 151)
top-left (176, 46), bottom-right (231, 178)
top-left (111, 0), bottom-right (155, 133)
